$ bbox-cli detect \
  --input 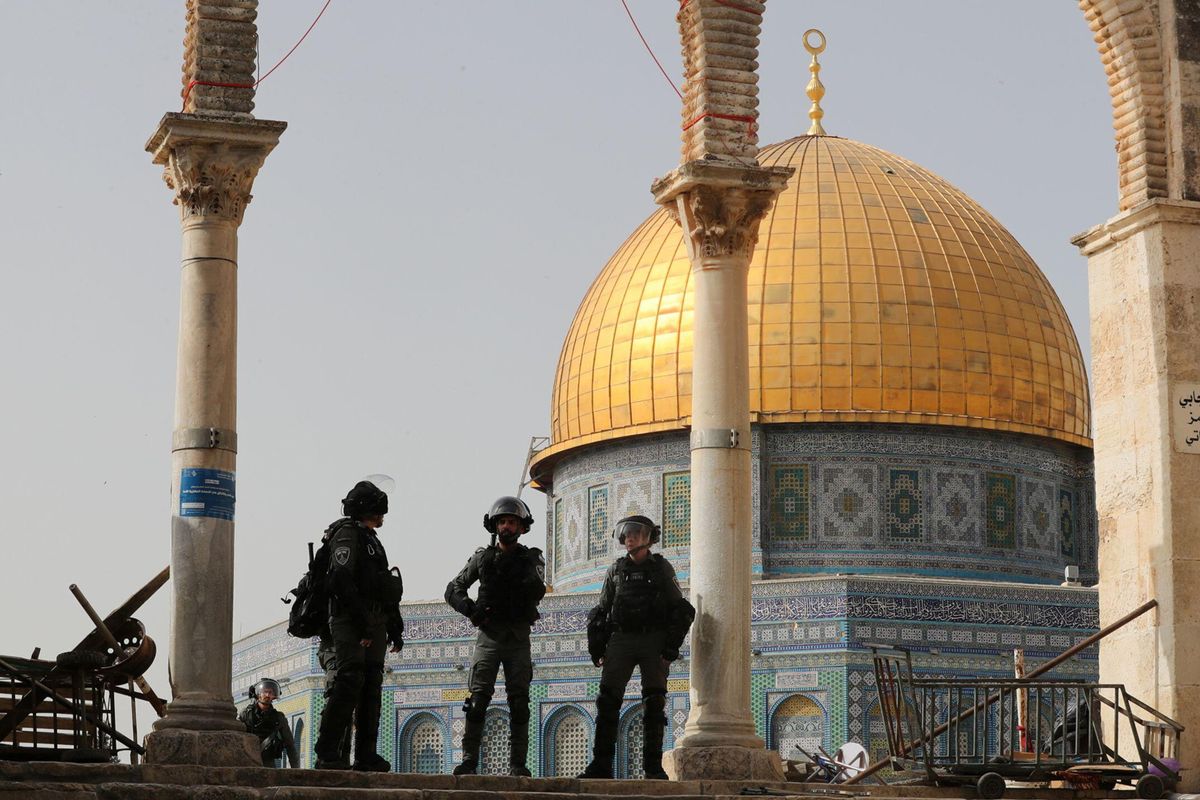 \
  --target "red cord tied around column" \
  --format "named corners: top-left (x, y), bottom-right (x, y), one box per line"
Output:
top-left (180, 0), bottom-right (332, 112)
top-left (682, 111), bottom-right (756, 135)
top-left (679, 0), bottom-right (763, 16)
